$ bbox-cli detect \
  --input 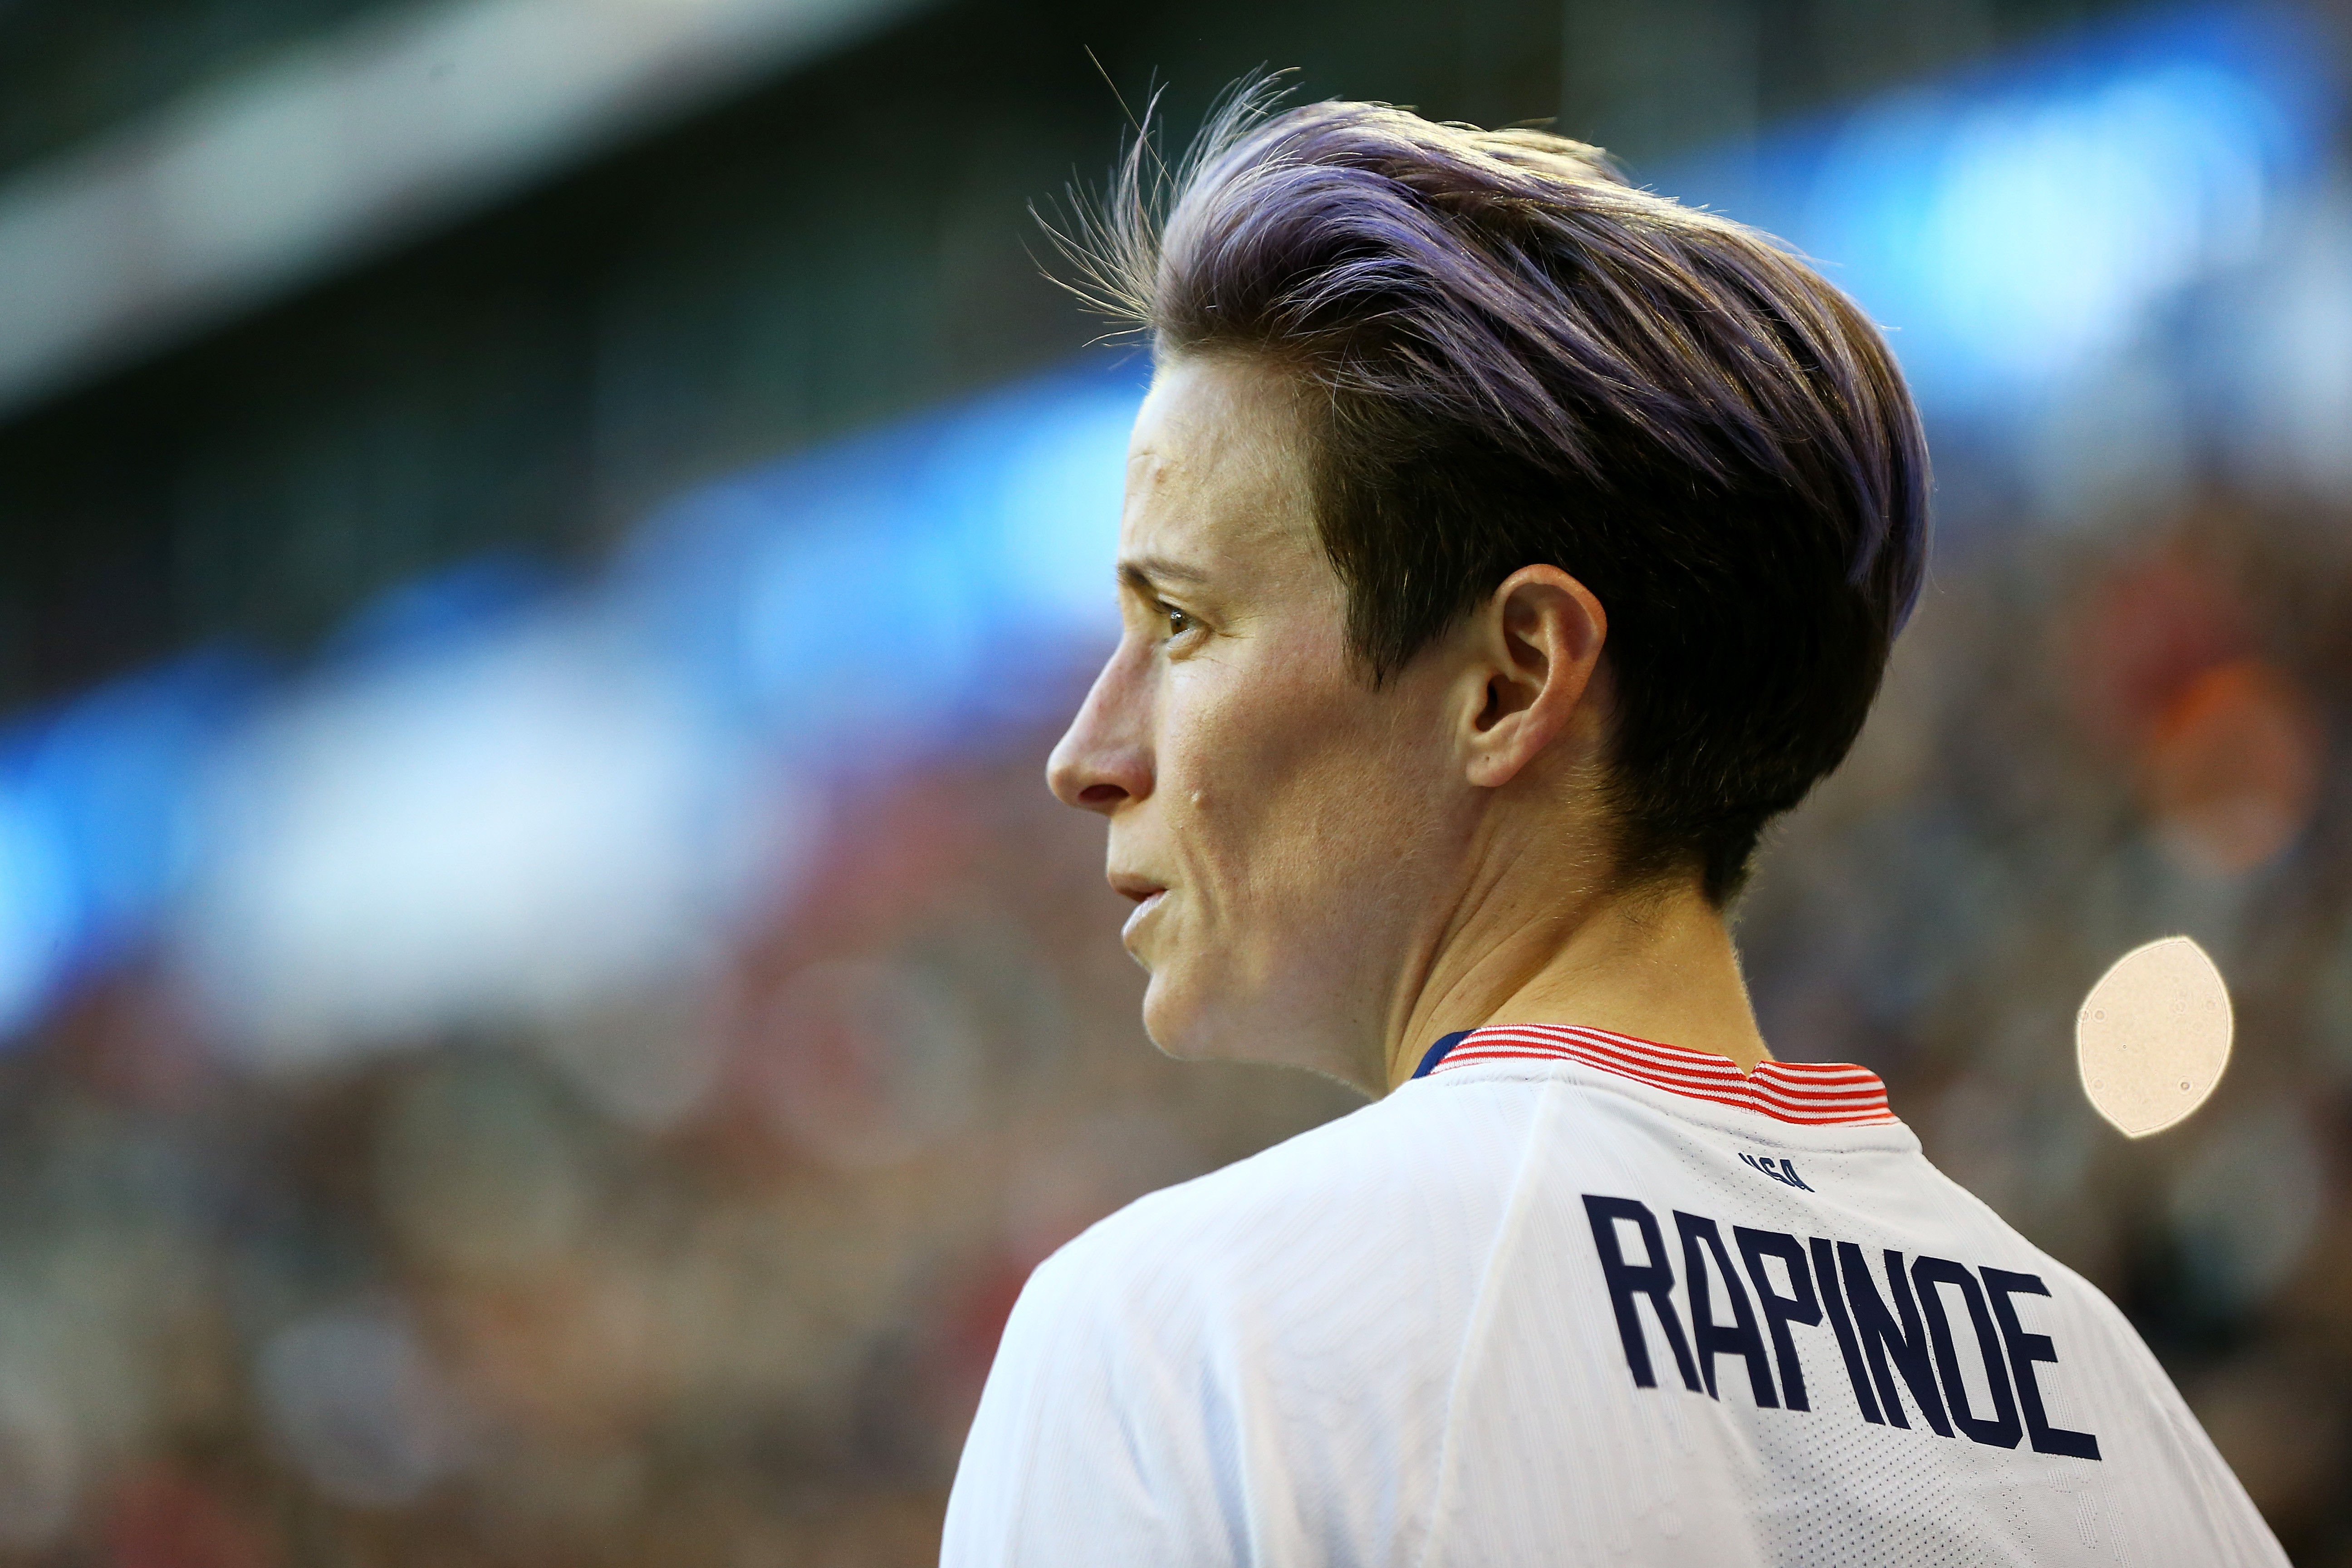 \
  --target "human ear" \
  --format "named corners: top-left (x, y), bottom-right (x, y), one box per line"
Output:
top-left (1460, 565), bottom-right (1607, 789)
